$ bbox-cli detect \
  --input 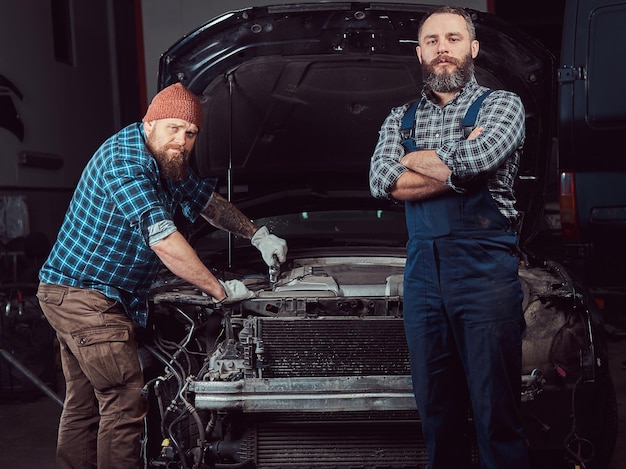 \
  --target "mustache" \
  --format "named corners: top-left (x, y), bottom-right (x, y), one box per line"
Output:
top-left (430, 55), bottom-right (461, 66)
top-left (166, 144), bottom-right (186, 156)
